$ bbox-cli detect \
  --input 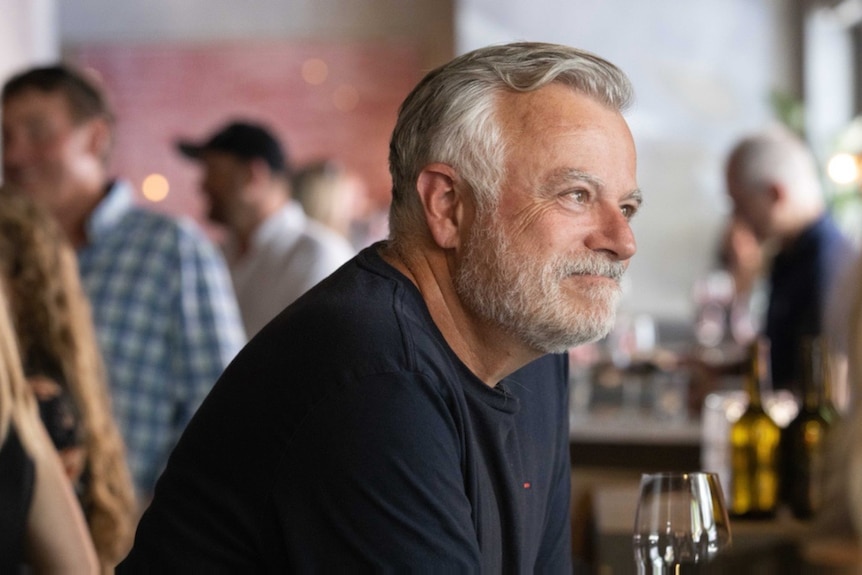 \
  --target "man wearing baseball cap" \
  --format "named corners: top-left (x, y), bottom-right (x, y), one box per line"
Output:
top-left (178, 120), bottom-right (354, 337)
